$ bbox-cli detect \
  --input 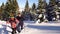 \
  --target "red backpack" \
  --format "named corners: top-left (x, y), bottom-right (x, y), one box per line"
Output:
top-left (9, 18), bottom-right (17, 28)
